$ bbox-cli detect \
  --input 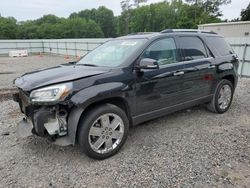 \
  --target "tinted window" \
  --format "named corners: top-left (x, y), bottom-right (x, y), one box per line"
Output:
top-left (142, 38), bottom-right (178, 66)
top-left (207, 36), bottom-right (233, 56)
top-left (179, 36), bottom-right (207, 60)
